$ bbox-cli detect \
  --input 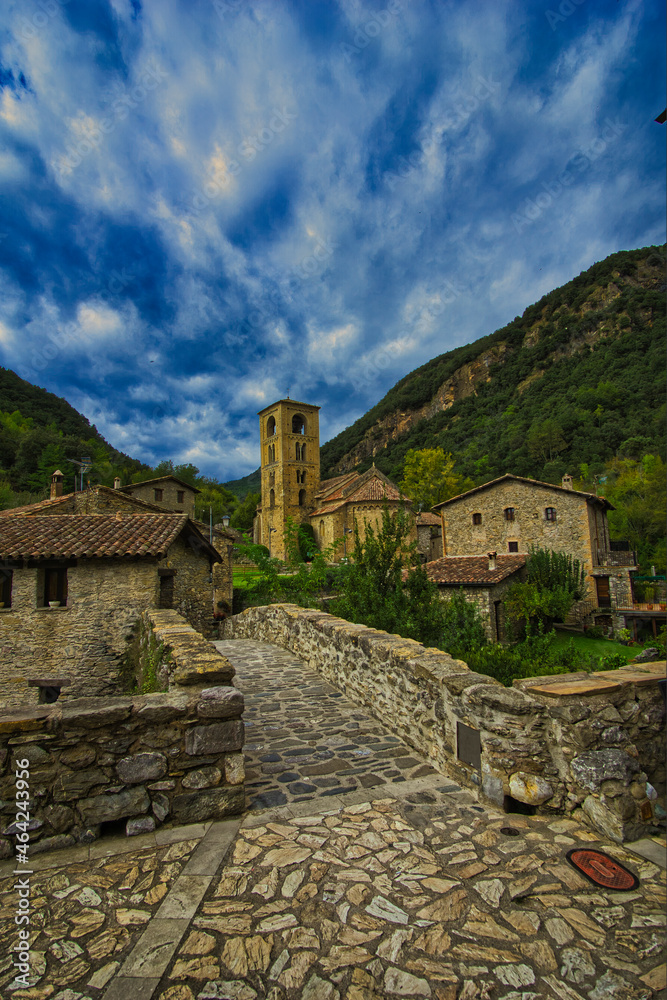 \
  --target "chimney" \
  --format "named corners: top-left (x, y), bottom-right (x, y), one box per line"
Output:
top-left (113, 477), bottom-right (122, 490)
top-left (488, 551), bottom-right (497, 571)
top-left (562, 474), bottom-right (573, 490)
top-left (50, 470), bottom-right (64, 500)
